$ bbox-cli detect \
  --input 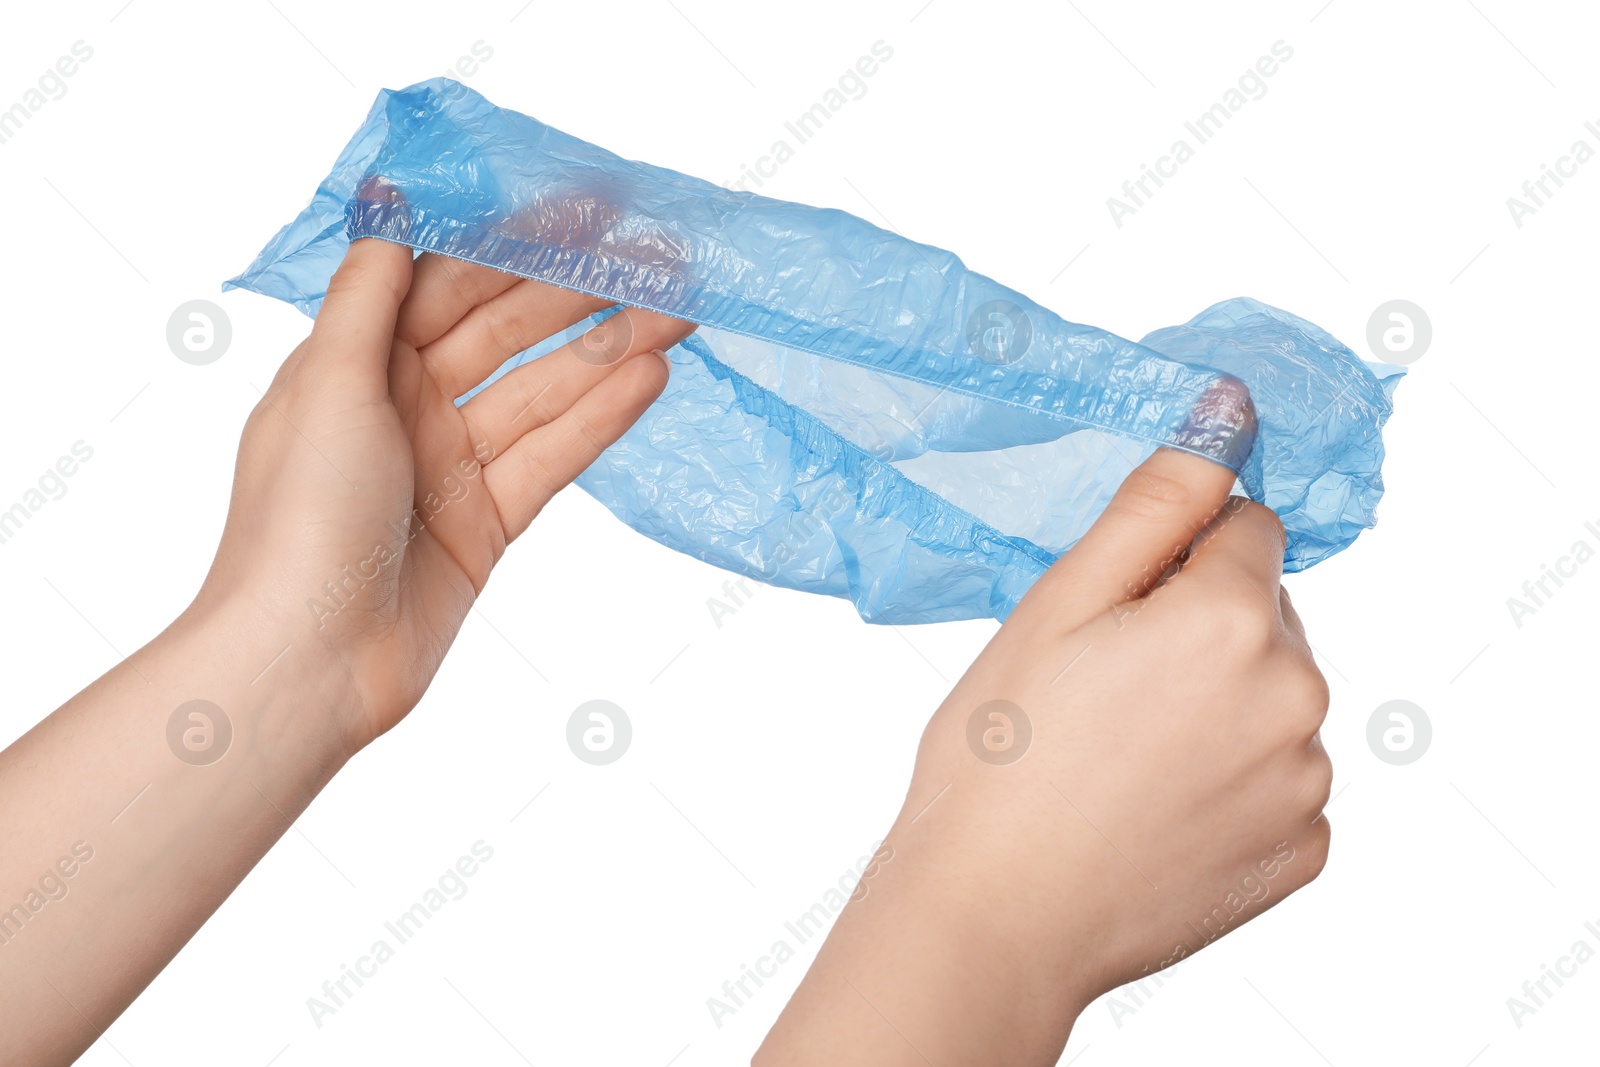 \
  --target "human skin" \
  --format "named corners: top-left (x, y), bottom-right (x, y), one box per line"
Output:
top-left (755, 449), bottom-right (1333, 1065)
top-left (0, 236), bottom-right (694, 1064)
top-left (0, 234), bottom-right (1329, 1065)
